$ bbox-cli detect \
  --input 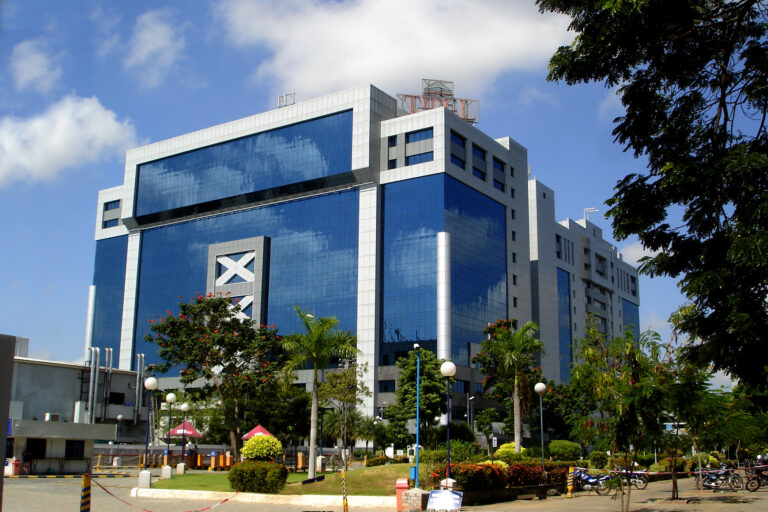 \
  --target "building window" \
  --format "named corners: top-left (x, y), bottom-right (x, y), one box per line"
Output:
top-left (378, 380), bottom-right (396, 393)
top-left (388, 135), bottom-right (397, 147)
top-left (450, 131), bottom-right (466, 147)
top-left (65, 440), bottom-right (85, 459)
top-left (509, 187), bottom-right (515, 198)
top-left (406, 127), bottom-right (433, 143)
top-left (493, 158), bottom-right (504, 173)
top-left (510, 166), bottom-right (515, 177)
top-left (472, 144), bottom-right (486, 161)
top-left (510, 209), bottom-right (516, 219)
top-left (513, 297), bottom-right (518, 308)
top-left (555, 234), bottom-right (562, 259)
top-left (103, 200), bottom-right (120, 211)
top-left (472, 167), bottom-right (486, 180)
top-left (25, 438), bottom-right (46, 459)
top-left (493, 179), bottom-right (504, 191)
top-left (450, 154), bottom-right (465, 169)
top-left (512, 274), bottom-right (518, 285)
top-left (511, 230), bottom-right (517, 241)
top-left (388, 159), bottom-right (397, 169)
top-left (102, 219), bottom-right (119, 229)
top-left (512, 252), bottom-right (517, 263)
top-left (406, 152), bottom-right (433, 166)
